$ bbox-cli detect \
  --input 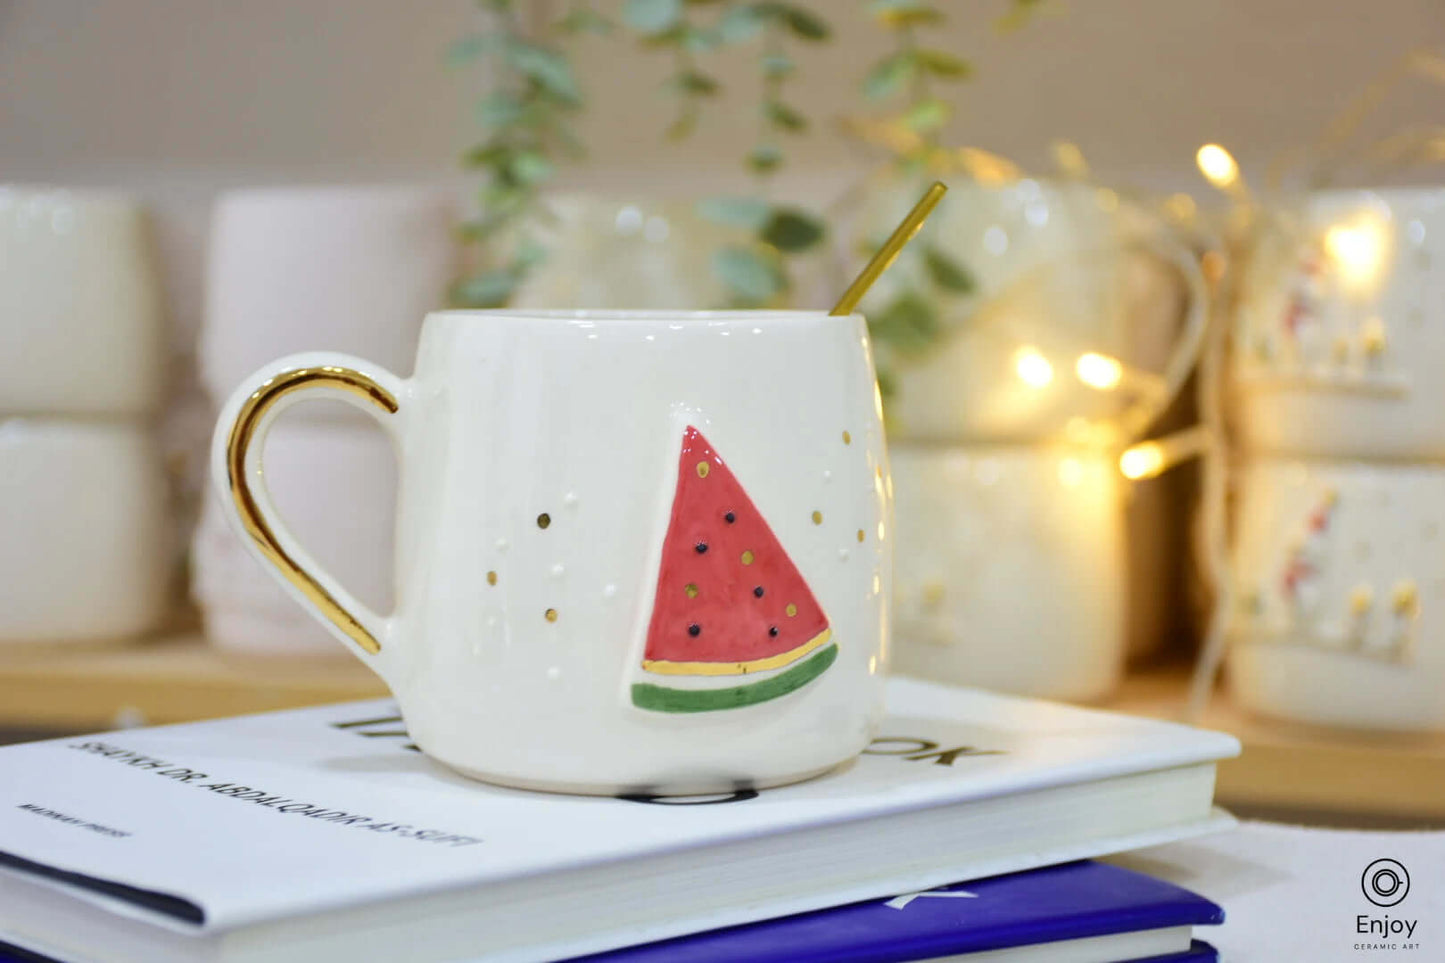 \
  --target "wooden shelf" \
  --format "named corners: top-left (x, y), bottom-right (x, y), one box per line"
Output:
top-left (2, 637), bottom-right (1442, 821)
top-left (0, 635), bottom-right (385, 731)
